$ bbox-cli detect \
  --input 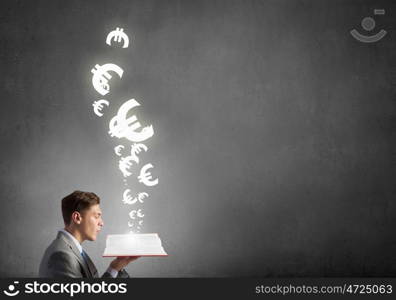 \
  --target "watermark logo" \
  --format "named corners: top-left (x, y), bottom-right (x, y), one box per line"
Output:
top-left (350, 9), bottom-right (387, 43)
top-left (2, 281), bottom-right (127, 297)
top-left (3, 281), bottom-right (20, 297)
